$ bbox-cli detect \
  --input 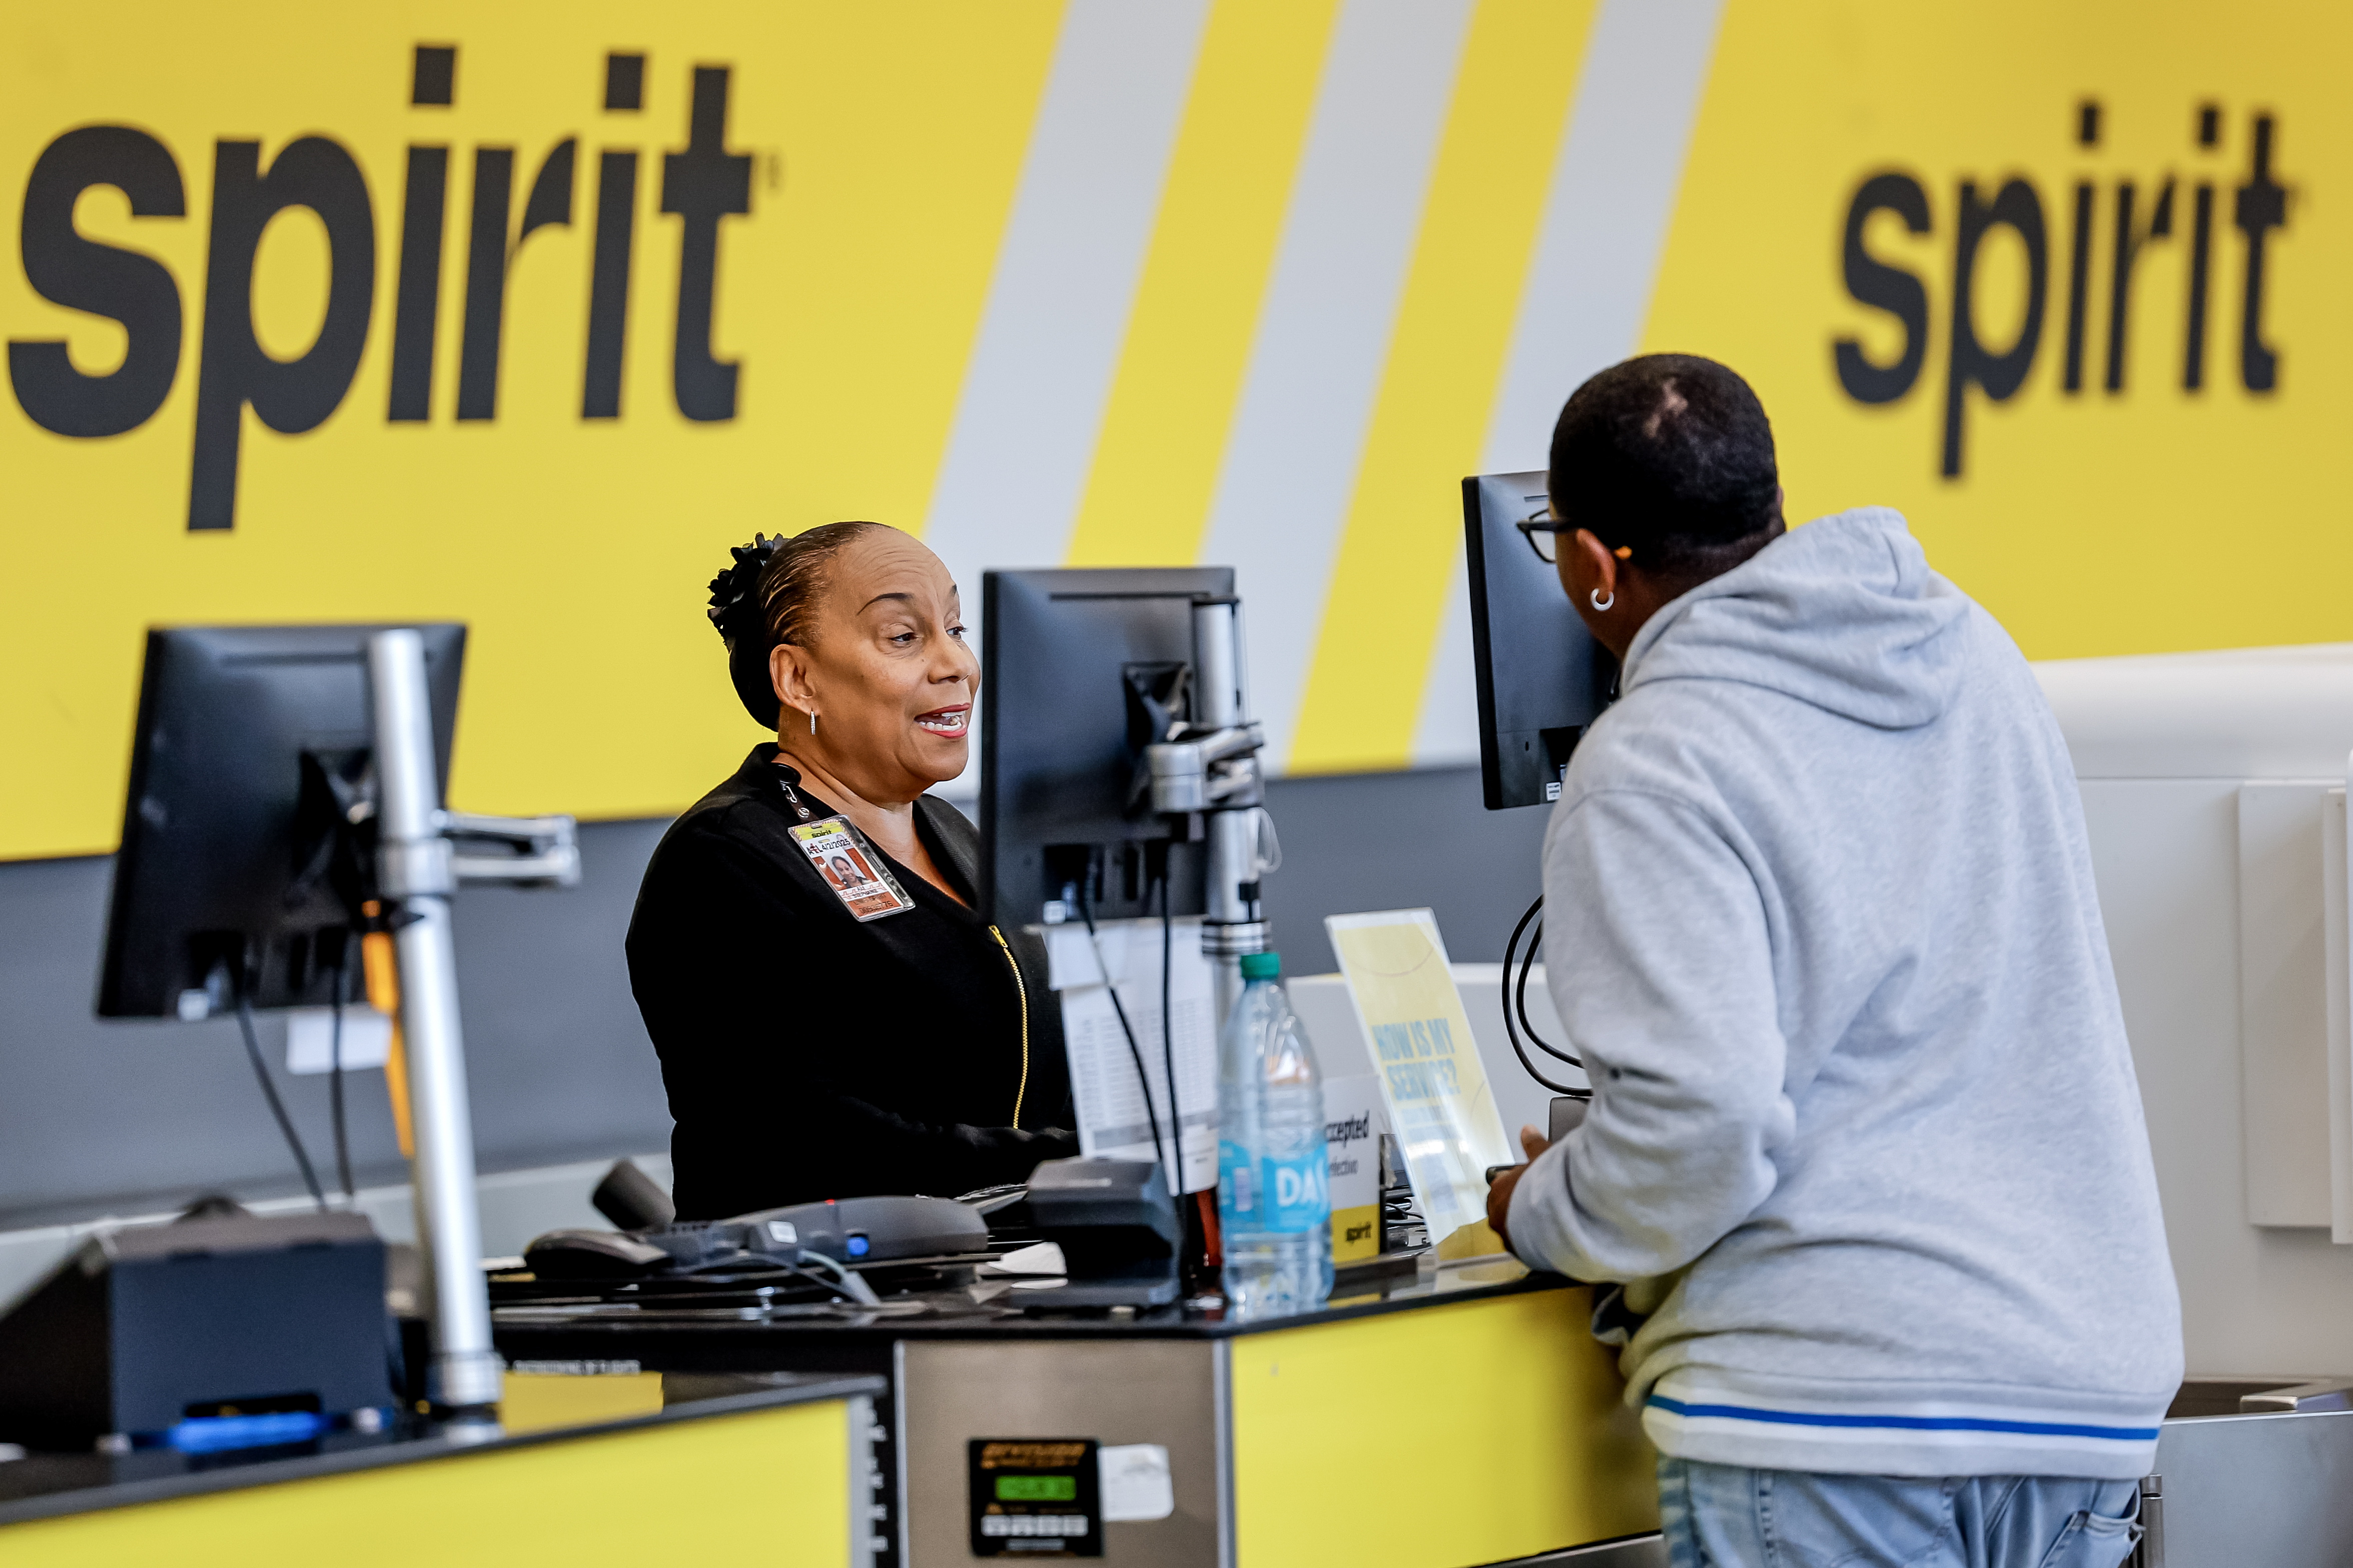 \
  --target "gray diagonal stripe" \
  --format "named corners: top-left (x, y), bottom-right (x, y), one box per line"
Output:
top-left (1480, 0), bottom-right (1728, 473)
top-left (1196, 0), bottom-right (1479, 773)
top-left (1415, 0), bottom-right (1727, 768)
top-left (918, 0), bottom-right (1212, 793)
